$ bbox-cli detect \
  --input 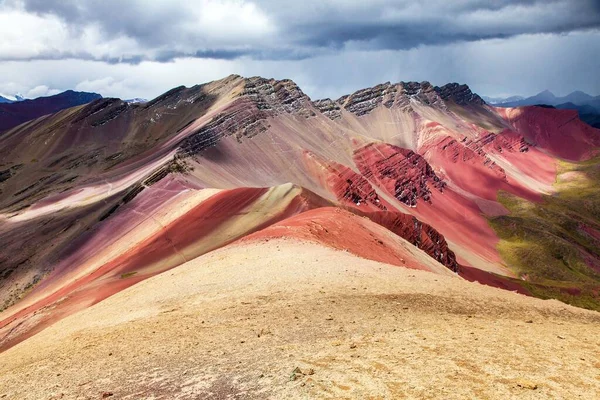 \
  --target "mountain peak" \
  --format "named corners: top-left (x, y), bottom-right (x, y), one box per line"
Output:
top-left (533, 90), bottom-right (557, 102)
top-left (562, 90), bottom-right (595, 103)
top-left (434, 82), bottom-right (485, 106)
top-left (317, 80), bottom-right (484, 119)
top-left (537, 89), bottom-right (555, 96)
